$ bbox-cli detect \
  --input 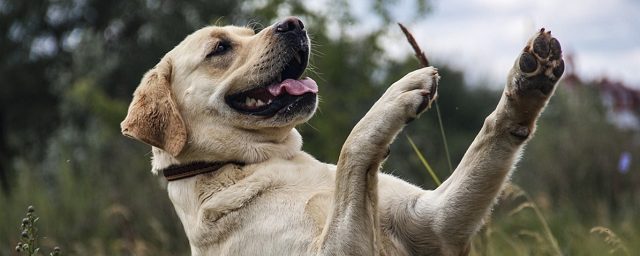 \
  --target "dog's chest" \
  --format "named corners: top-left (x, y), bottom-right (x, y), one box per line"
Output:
top-left (174, 159), bottom-right (338, 254)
